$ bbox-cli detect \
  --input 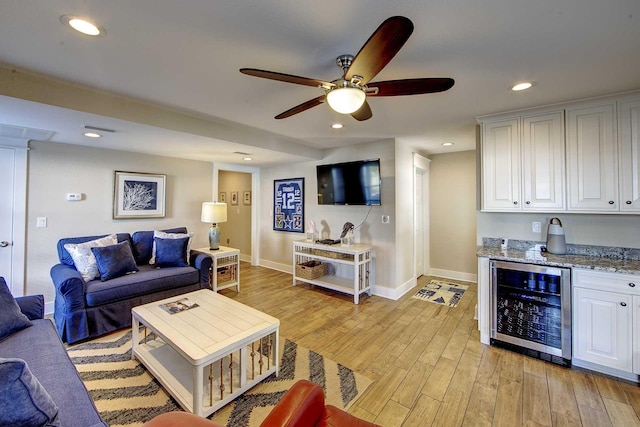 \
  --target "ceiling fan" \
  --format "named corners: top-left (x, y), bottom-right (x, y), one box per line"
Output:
top-left (240, 16), bottom-right (454, 121)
